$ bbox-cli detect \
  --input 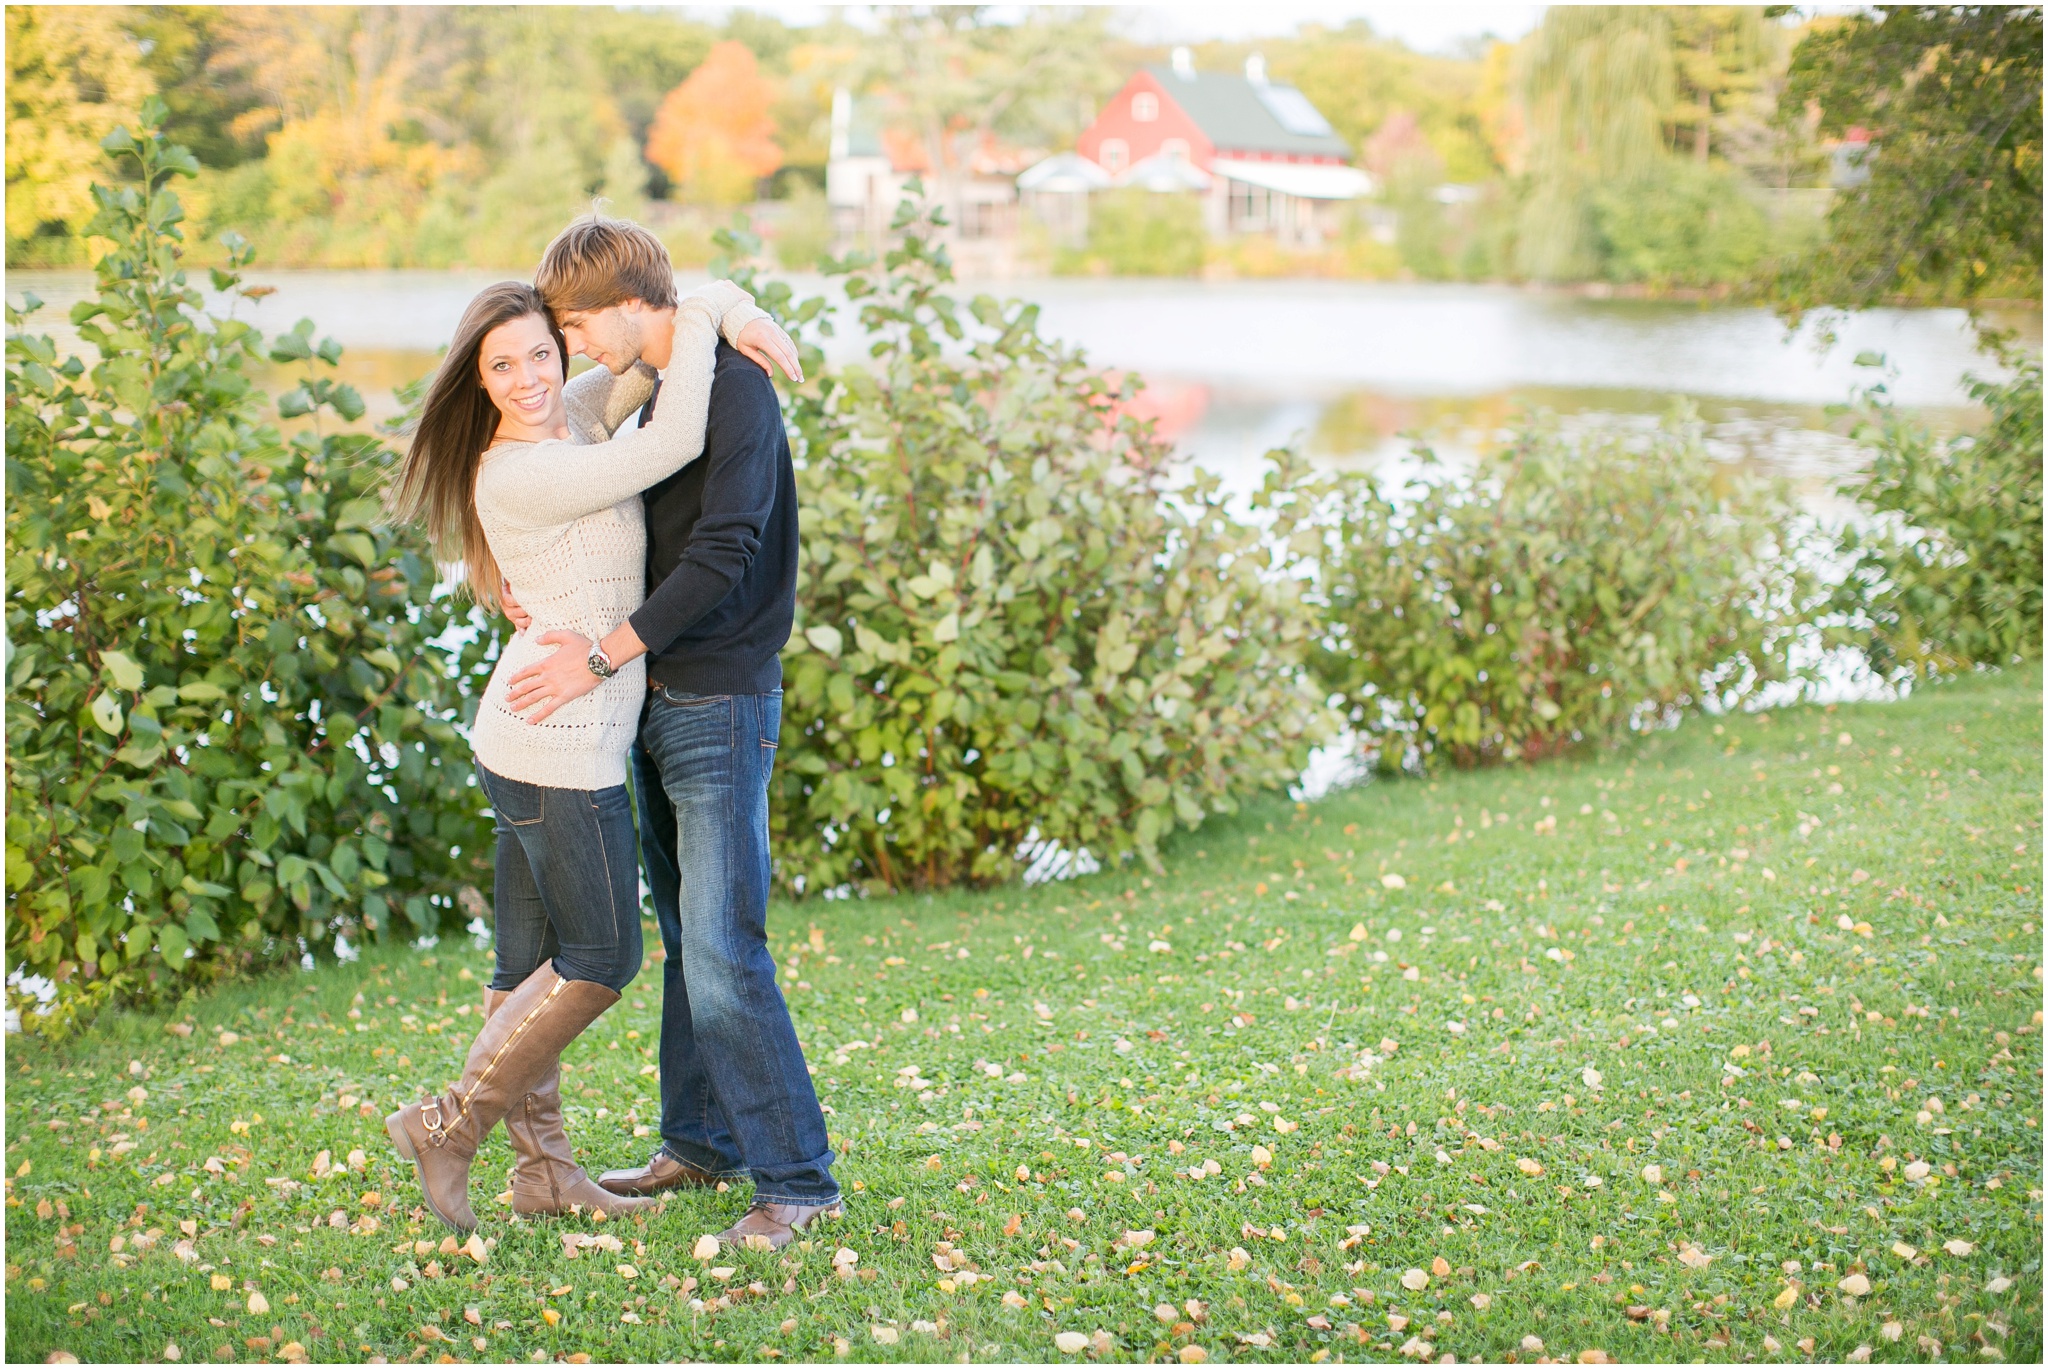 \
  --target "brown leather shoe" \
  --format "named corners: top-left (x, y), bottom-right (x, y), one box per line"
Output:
top-left (596, 1147), bottom-right (725, 1198)
top-left (715, 1199), bottom-right (843, 1252)
top-left (385, 964), bottom-right (619, 1232)
top-left (483, 988), bottom-right (656, 1220)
